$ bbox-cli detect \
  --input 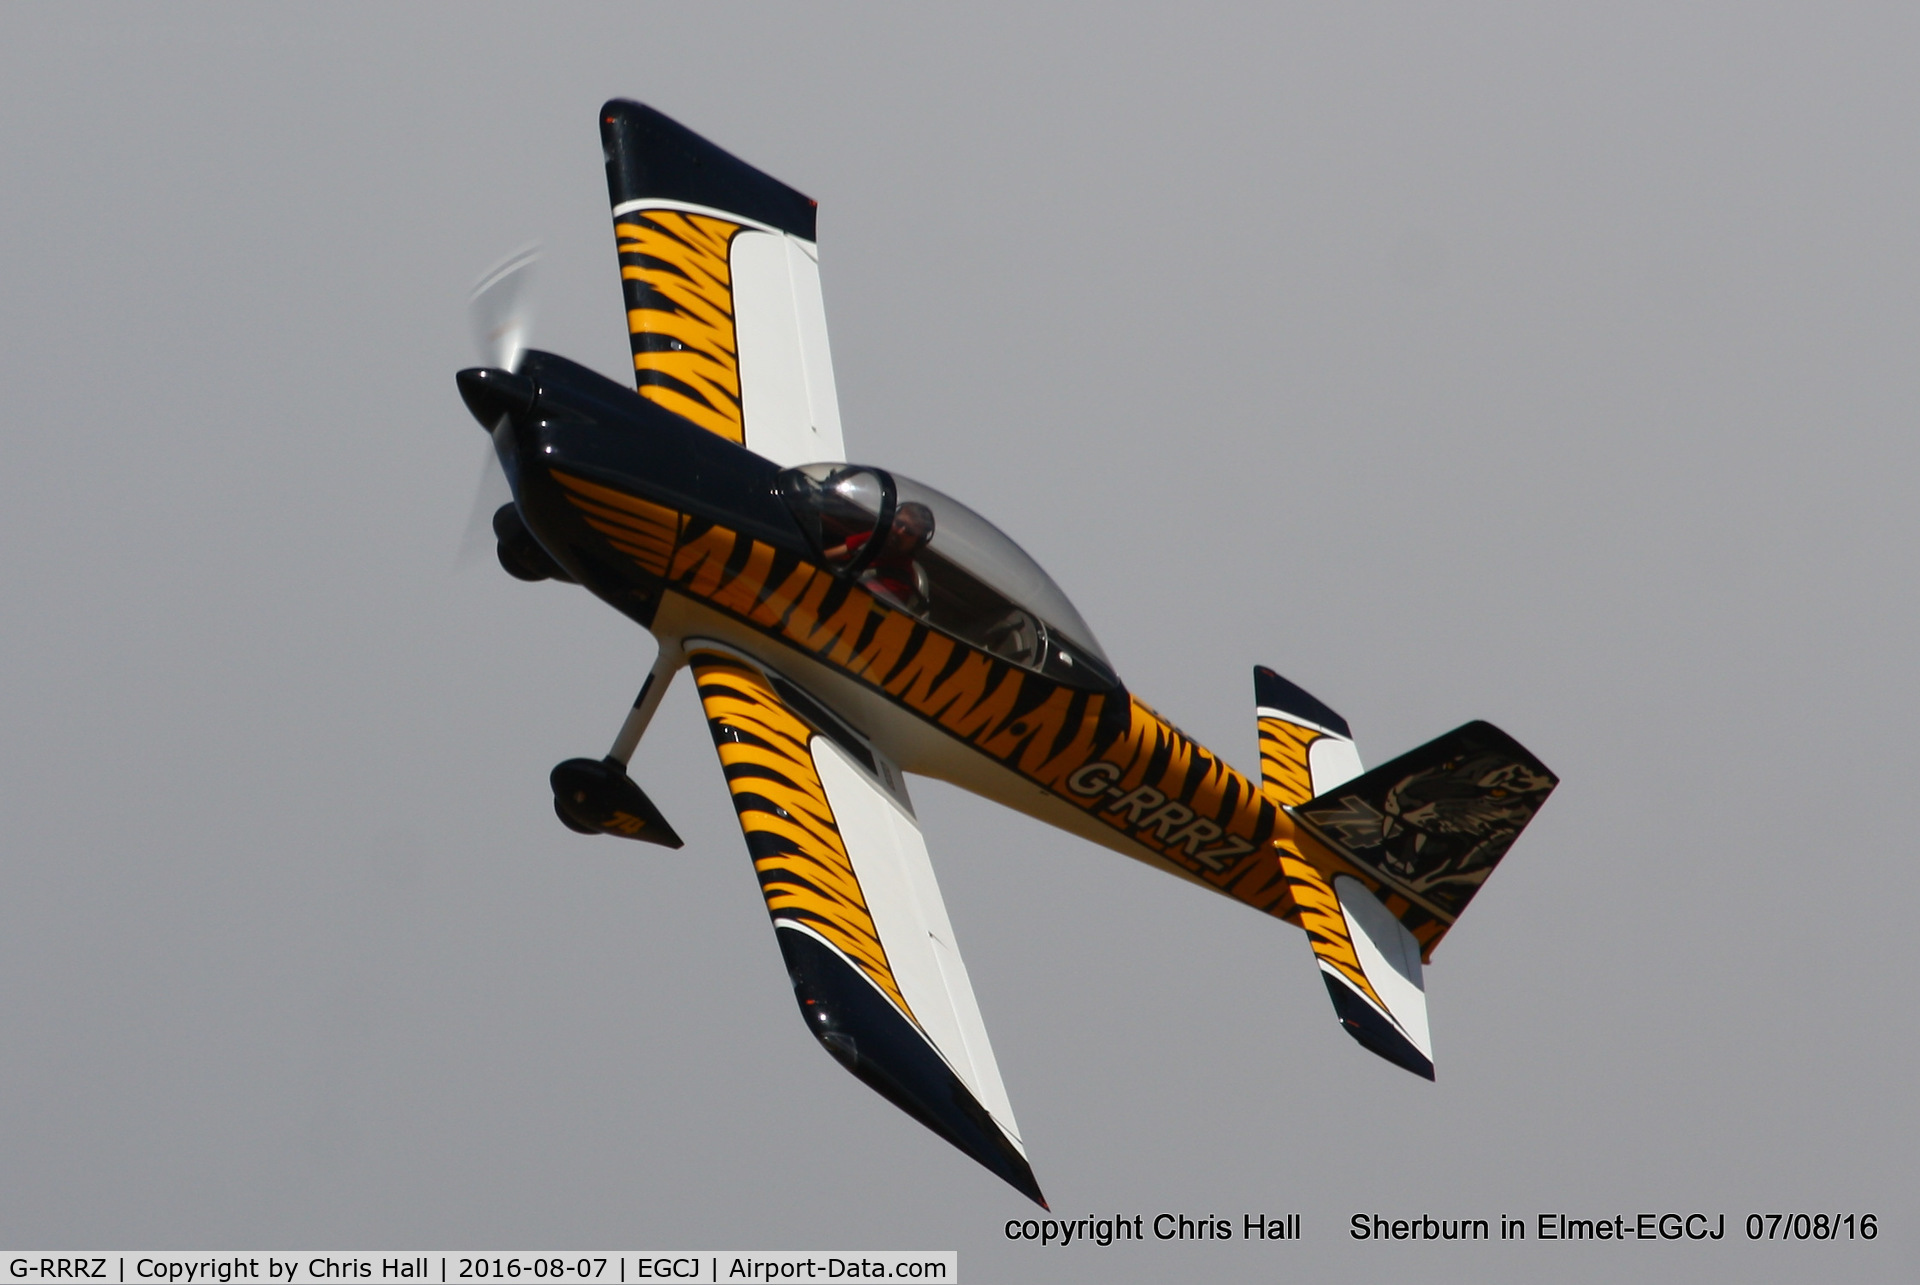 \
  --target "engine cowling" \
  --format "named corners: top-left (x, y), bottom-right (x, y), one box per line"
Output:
top-left (492, 503), bottom-right (575, 583)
